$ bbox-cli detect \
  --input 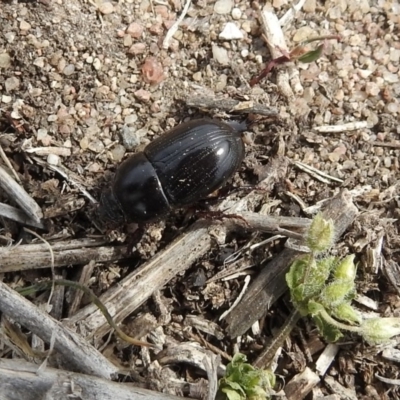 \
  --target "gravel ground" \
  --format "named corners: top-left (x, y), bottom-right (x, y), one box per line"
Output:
top-left (0, 0), bottom-right (400, 398)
